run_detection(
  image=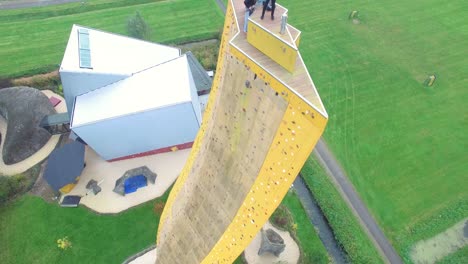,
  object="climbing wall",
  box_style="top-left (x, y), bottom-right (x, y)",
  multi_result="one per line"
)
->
top-left (156, 1), bottom-right (328, 263)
